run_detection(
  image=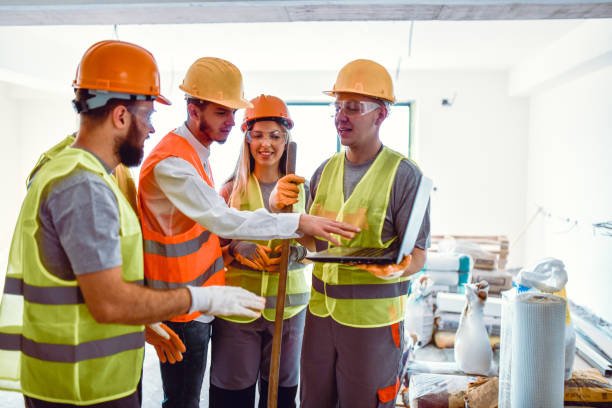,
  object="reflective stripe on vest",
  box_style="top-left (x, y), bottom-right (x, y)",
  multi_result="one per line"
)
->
top-left (146, 257), bottom-right (224, 289)
top-left (138, 131), bottom-right (225, 322)
top-left (0, 146), bottom-right (144, 404)
top-left (264, 292), bottom-right (310, 309)
top-left (0, 332), bottom-right (144, 362)
top-left (308, 147), bottom-right (412, 328)
top-left (220, 173), bottom-right (309, 323)
top-left (143, 230), bottom-right (214, 258)
top-left (4, 276), bottom-right (144, 305)
top-left (311, 275), bottom-right (410, 300)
